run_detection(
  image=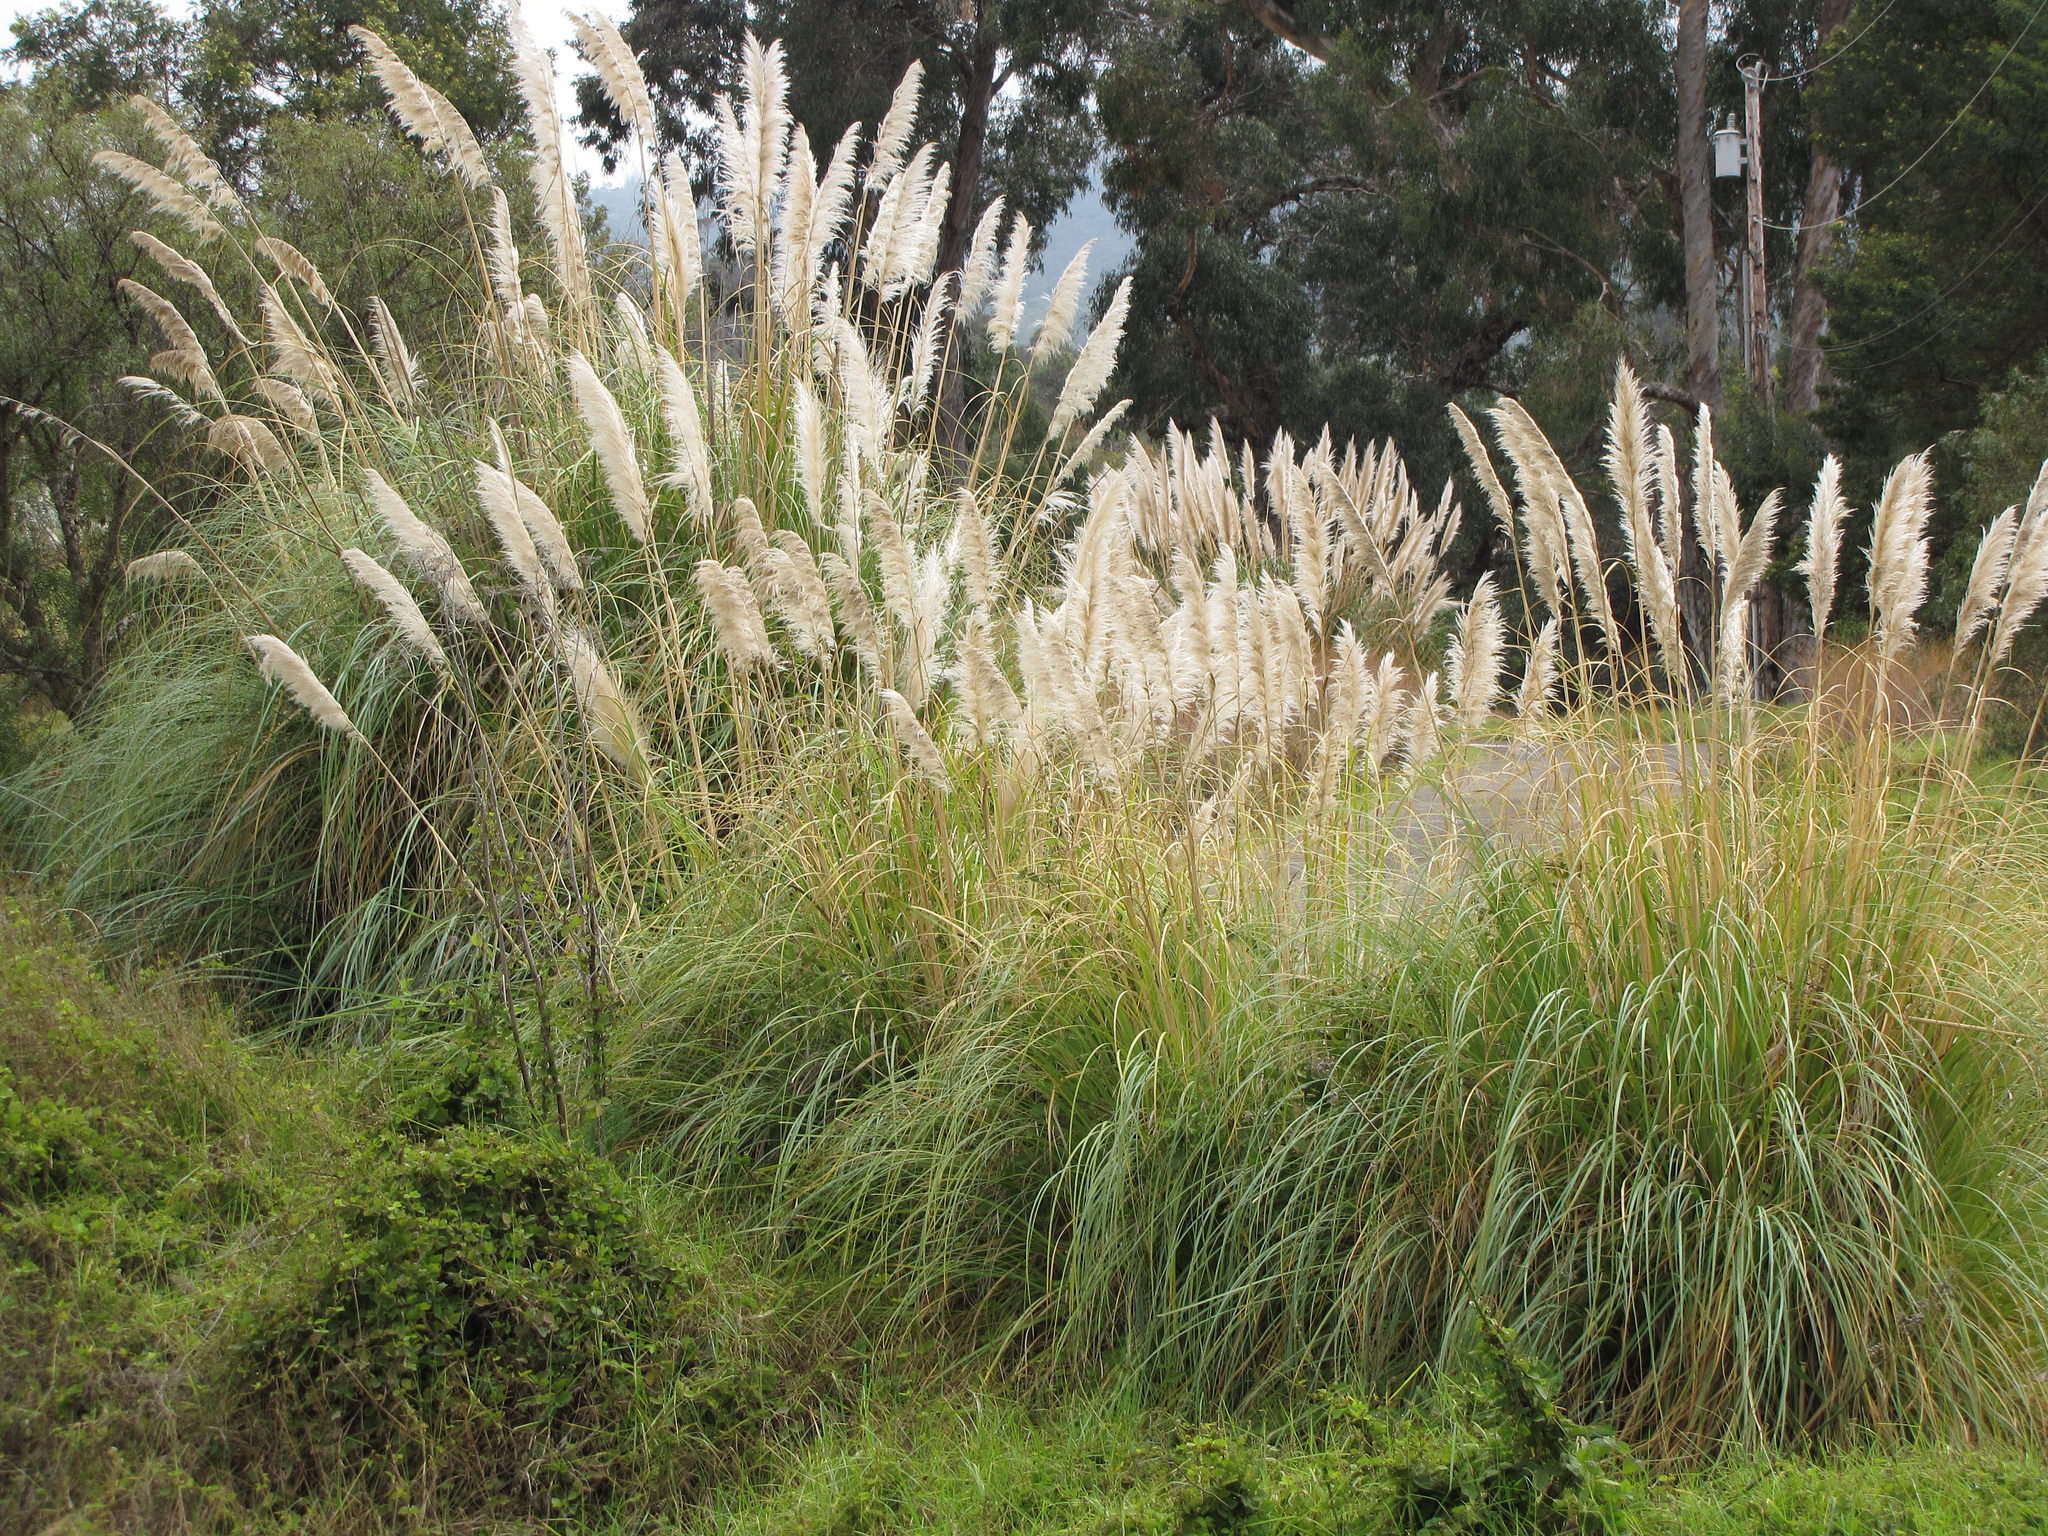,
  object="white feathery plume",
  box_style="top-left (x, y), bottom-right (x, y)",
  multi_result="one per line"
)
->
top-left (1029, 239), bottom-right (1095, 365)
top-left (245, 635), bottom-right (361, 739)
top-left (951, 491), bottom-right (997, 611)
top-left (1653, 425), bottom-right (1685, 576)
top-left (1989, 463), bottom-right (2048, 667)
top-left (949, 610), bottom-right (1021, 748)
top-left (869, 60), bottom-right (923, 187)
top-left (256, 236), bottom-right (335, 311)
top-left (1052, 400), bottom-right (1131, 488)
top-left (654, 351), bottom-right (714, 524)
top-left (1363, 651), bottom-right (1405, 772)
top-left (348, 25), bottom-right (439, 150)
top-left (1048, 276), bottom-right (1130, 438)
top-left (487, 188), bottom-right (524, 316)
top-left (1714, 491), bottom-right (1779, 703)
top-left (93, 150), bottom-right (224, 243)
top-left (366, 296), bottom-right (421, 409)
top-left (117, 279), bottom-right (219, 401)
top-left (878, 688), bottom-right (951, 789)
top-left (1606, 363), bottom-right (1681, 670)
top-left (1447, 574), bottom-right (1506, 731)
top-left (866, 494), bottom-right (921, 635)
top-left (572, 11), bottom-right (655, 143)
top-left (836, 437), bottom-right (862, 564)
top-left (349, 26), bottom-right (491, 189)
top-left (130, 96), bottom-right (238, 211)
top-left (128, 232), bottom-right (248, 347)
top-left (207, 414), bottom-right (287, 473)
top-left (1516, 618), bottom-right (1562, 728)
top-left (712, 95), bottom-right (753, 251)
top-left (493, 424), bottom-right (582, 592)
top-left (747, 34), bottom-right (793, 246)
top-left (730, 495), bottom-right (775, 594)
top-left (1866, 451), bottom-right (1936, 664)
top-left (1796, 455), bottom-right (1849, 643)
top-left (902, 275), bottom-right (955, 418)
top-left (766, 532), bottom-right (837, 657)
top-left (510, 7), bottom-right (588, 306)
top-left (568, 353), bottom-right (653, 543)
top-left (1403, 671), bottom-right (1443, 771)
top-left (476, 462), bottom-right (554, 612)
top-left (988, 215), bottom-right (1032, 352)
top-left (1692, 406), bottom-right (1723, 578)
top-left (821, 551), bottom-right (883, 679)
top-left (694, 558), bottom-right (776, 669)
top-left (414, 77), bottom-right (492, 189)
top-left (859, 141), bottom-right (931, 293)
top-left (612, 292), bottom-right (656, 383)
top-left (362, 468), bottom-right (486, 624)
top-left (958, 195), bottom-right (1007, 313)
top-left (1955, 507), bottom-right (2018, 652)
top-left (557, 627), bottom-right (650, 784)
top-left (342, 548), bottom-right (449, 671)
top-left (1448, 402), bottom-right (1516, 549)
top-left (120, 375), bottom-right (208, 431)
top-left (772, 123), bottom-right (817, 315)
top-left (902, 161), bottom-right (952, 288)
top-left (1487, 400), bottom-right (1569, 619)
top-left (794, 381), bottom-right (827, 528)
top-left (652, 152), bottom-right (703, 315)
top-left (126, 549), bottom-right (203, 583)
top-left (254, 378), bottom-right (319, 439)
top-left (259, 288), bottom-right (340, 402)
top-left (805, 125), bottom-right (862, 281)
top-left (1499, 397), bottom-right (1605, 651)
